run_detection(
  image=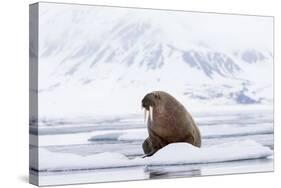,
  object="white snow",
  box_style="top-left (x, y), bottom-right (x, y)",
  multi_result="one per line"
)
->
top-left (201, 123), bottom-right (273, 138)
top-left (36, 150), bottom-right (135, 171)
top-left (118, 129), bottom-right (147, 141)
top-left (33, 140), bottom-right (272, 171)
top-left (148, 140), bottom-right (272, 165)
